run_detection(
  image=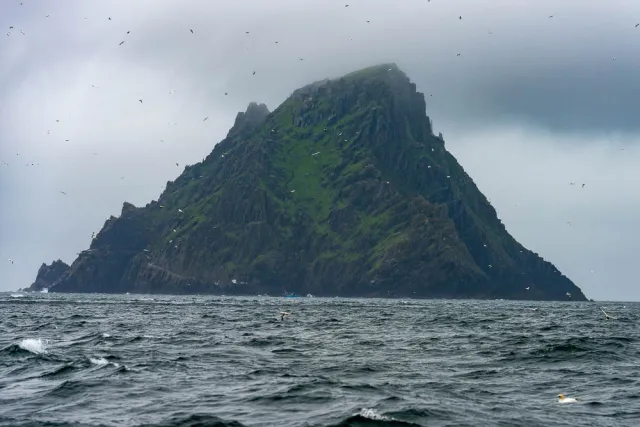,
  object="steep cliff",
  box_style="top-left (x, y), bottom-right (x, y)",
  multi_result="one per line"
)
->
top-left (29, 64), bottom-right (587, 300)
